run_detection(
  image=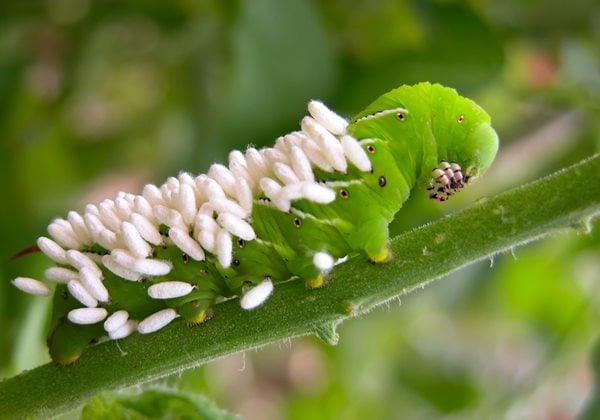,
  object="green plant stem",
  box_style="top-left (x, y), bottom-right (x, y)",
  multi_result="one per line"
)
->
top-left (1, 155), bottom-right (599, 418)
